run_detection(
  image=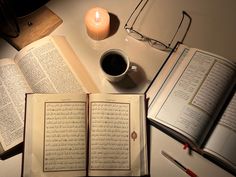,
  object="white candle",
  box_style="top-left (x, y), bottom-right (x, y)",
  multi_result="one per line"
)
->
top-left (85, 7), bottom-right (110, 40)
